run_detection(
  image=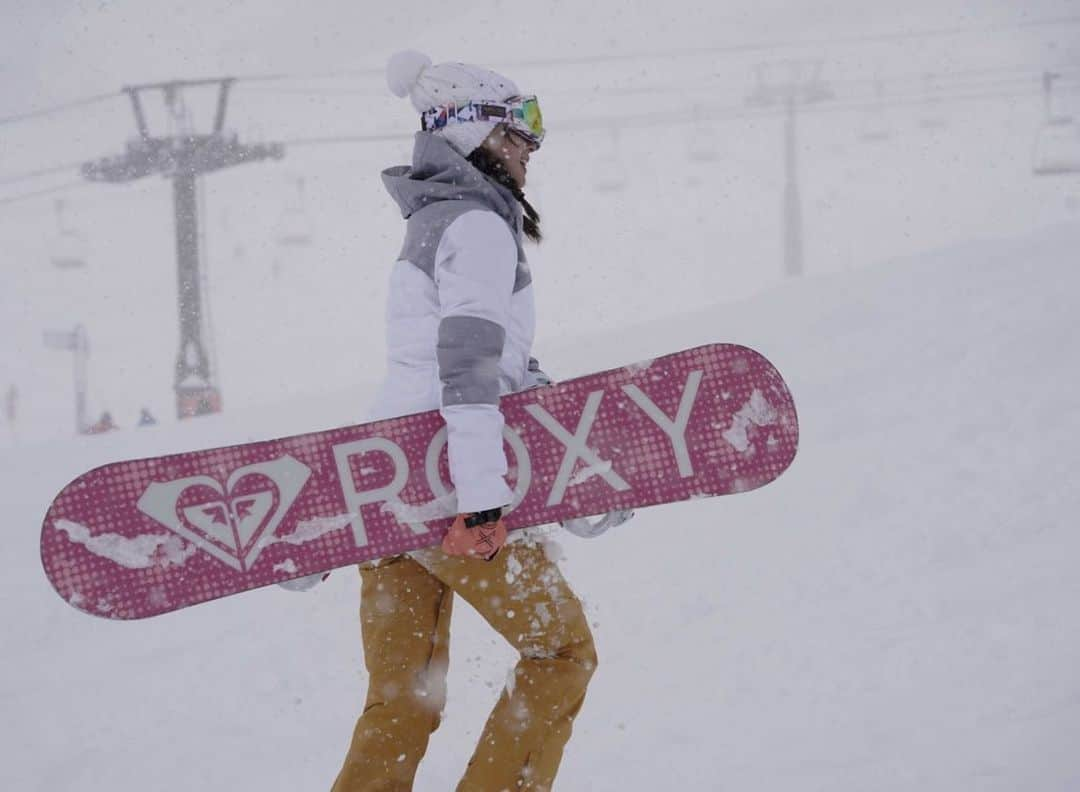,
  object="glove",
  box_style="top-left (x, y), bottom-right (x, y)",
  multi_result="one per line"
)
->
top-left (442, 507), bottom-right (508, 561)
top-left (561, 509), bottom-right (634, 539)
top-left (276, 571), bottom-right (331, 592)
